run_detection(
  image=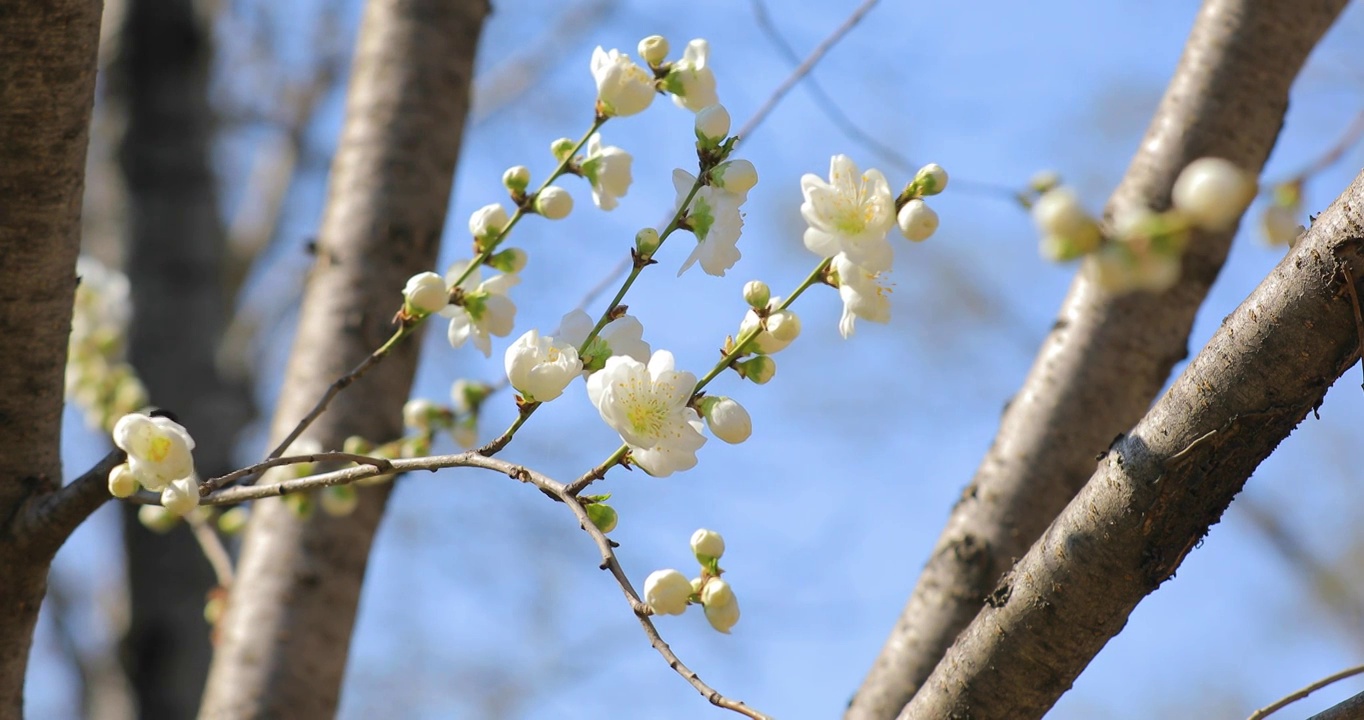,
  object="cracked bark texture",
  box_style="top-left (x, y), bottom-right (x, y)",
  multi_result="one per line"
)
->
top-left (197, 1), bottom-right (488, 717)
top-left (902, 168), bottom-right (1364, 718)
top-left (846, 1), bottom-right (1347, 717)
top-left (112, 0), bottom-right (253, 717)
top-left (0, 0), bottom-right (104, 714)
